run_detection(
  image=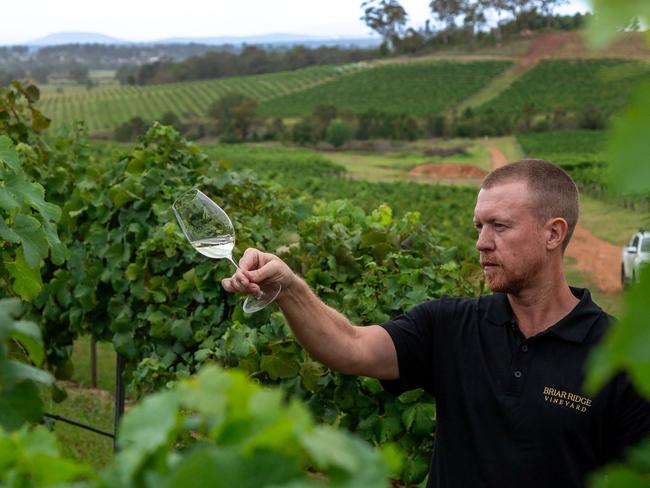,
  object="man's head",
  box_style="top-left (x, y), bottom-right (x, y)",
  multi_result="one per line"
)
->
top-left (474, 159), bottom-right (579, 293)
